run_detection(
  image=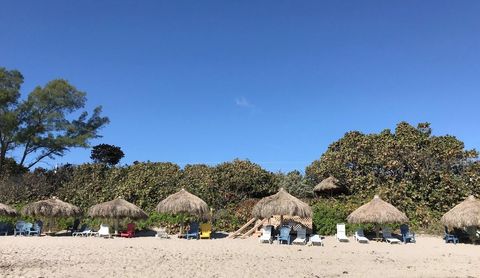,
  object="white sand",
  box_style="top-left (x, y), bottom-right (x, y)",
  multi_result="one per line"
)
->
top-left (0, 235), bottom-right (479, 277)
